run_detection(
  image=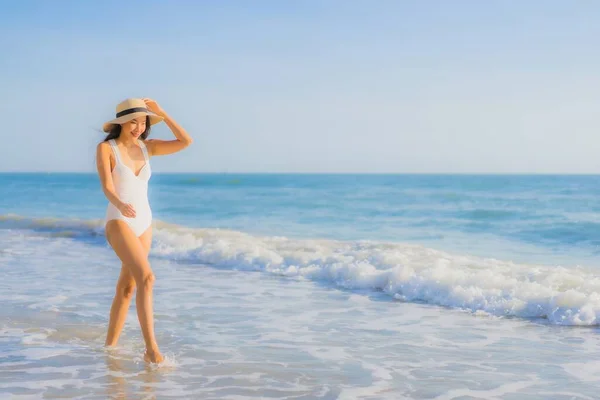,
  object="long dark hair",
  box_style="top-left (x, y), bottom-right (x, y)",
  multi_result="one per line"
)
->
top-left (102, 116), bottom-right (152, 142)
